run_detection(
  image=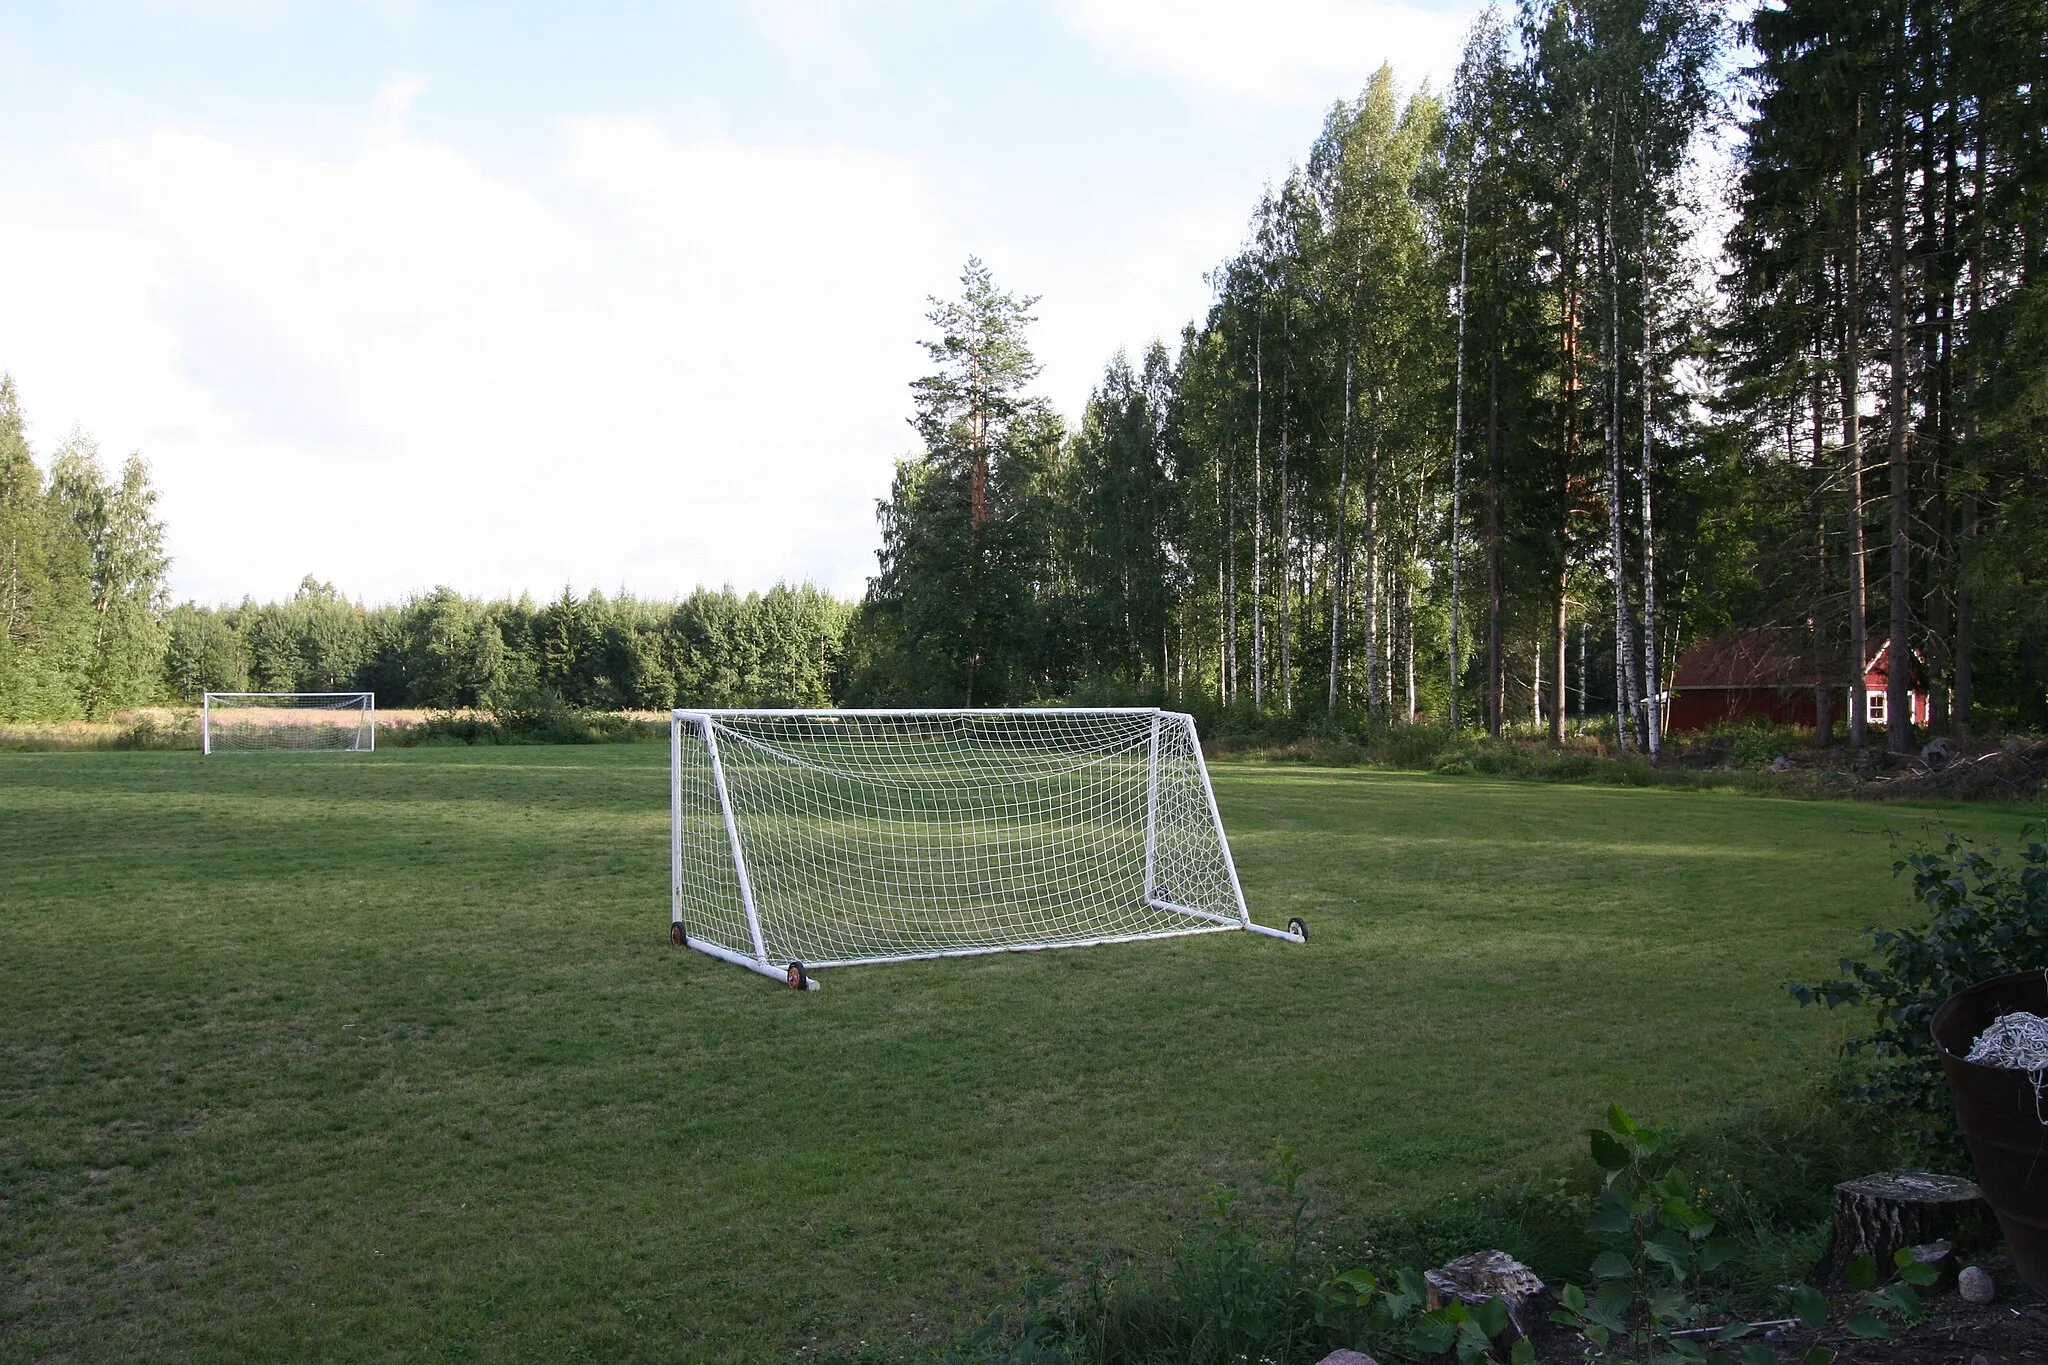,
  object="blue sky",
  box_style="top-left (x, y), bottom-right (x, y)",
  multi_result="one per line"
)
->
top-left (0, 1), bottom-right (1481, 604)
